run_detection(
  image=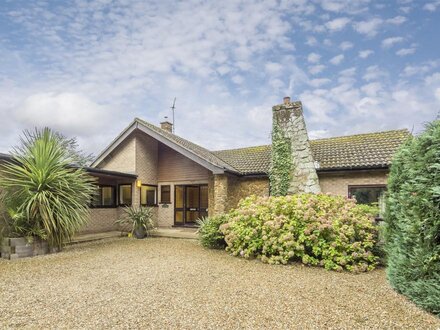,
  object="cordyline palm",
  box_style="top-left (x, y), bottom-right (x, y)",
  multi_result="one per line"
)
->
top-left (0, 128), bottom-right (96, 250)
